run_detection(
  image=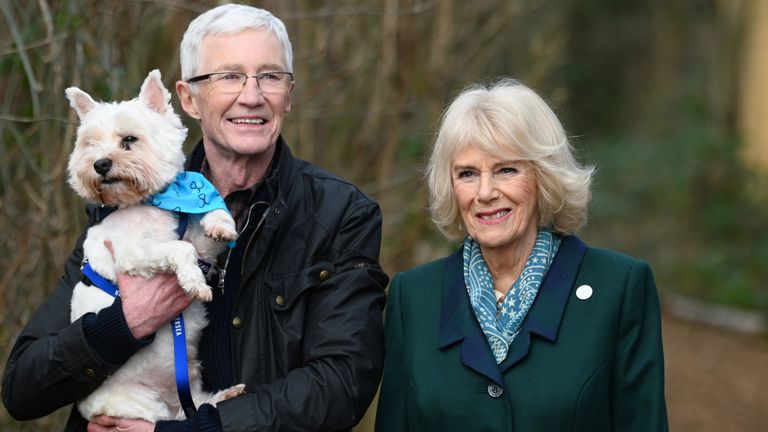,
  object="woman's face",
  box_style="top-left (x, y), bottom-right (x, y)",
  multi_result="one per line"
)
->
top-left (452, 146), bottom-right (539, 253)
